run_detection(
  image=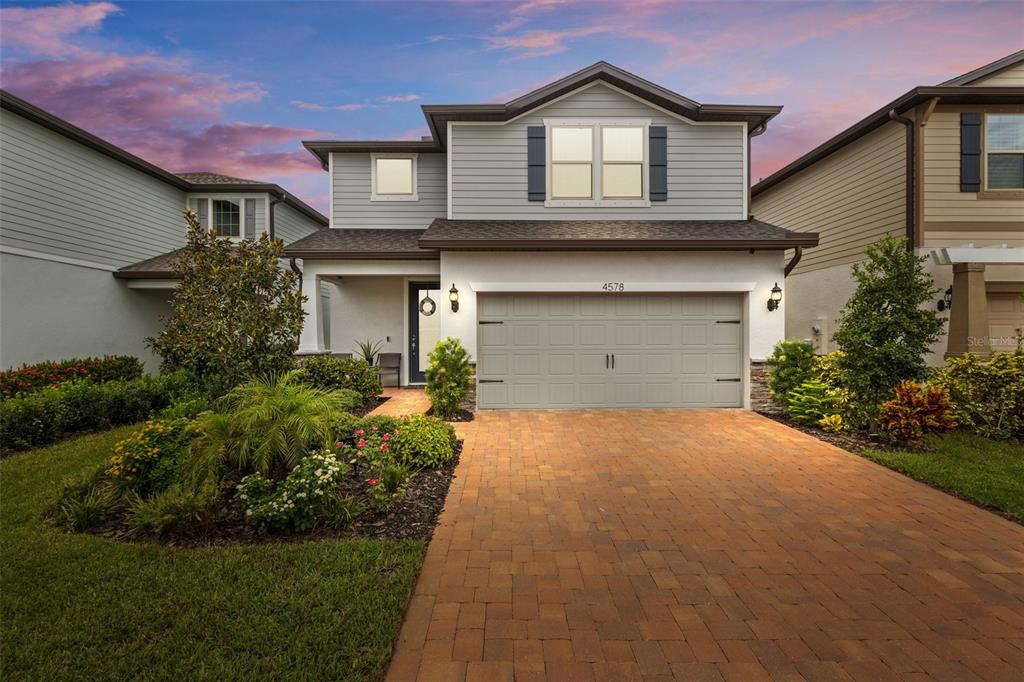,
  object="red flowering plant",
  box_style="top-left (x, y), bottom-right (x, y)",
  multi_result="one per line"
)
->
top-left (333, 423), bottom-right (398, 475)
top-left (879, 380), bottom-right (957, 444)
top-left (0, 356), bottom-right (143, 399)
